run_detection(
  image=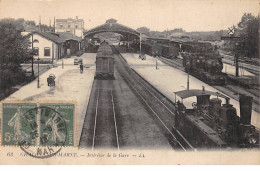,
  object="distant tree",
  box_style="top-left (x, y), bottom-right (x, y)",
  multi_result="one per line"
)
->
top-left (0, 18), bottom-right (31, 90)
top-left (25, 20), bottom-right (36, 26)
top-left (168, 28), bottom-right (185, 33)
top-left (16, 18), bottom-right (25, 25)
top-left (238, 13), bottom-right (256, 29)
top-left (137, 27), bottom-right (150, 35)
top-left (39, 24), bottom-right (54, 32)
top-left (237, 13), bottom-right (259, 58)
